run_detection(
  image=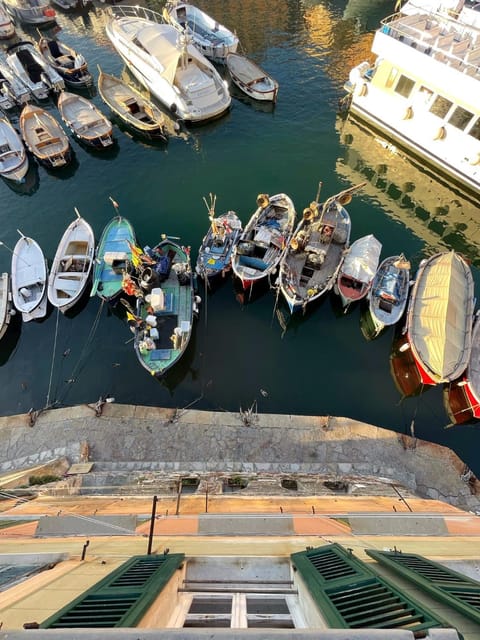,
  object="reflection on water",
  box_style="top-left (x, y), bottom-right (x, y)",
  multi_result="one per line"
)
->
top-left (335, 114), bottom-right (480, 266)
